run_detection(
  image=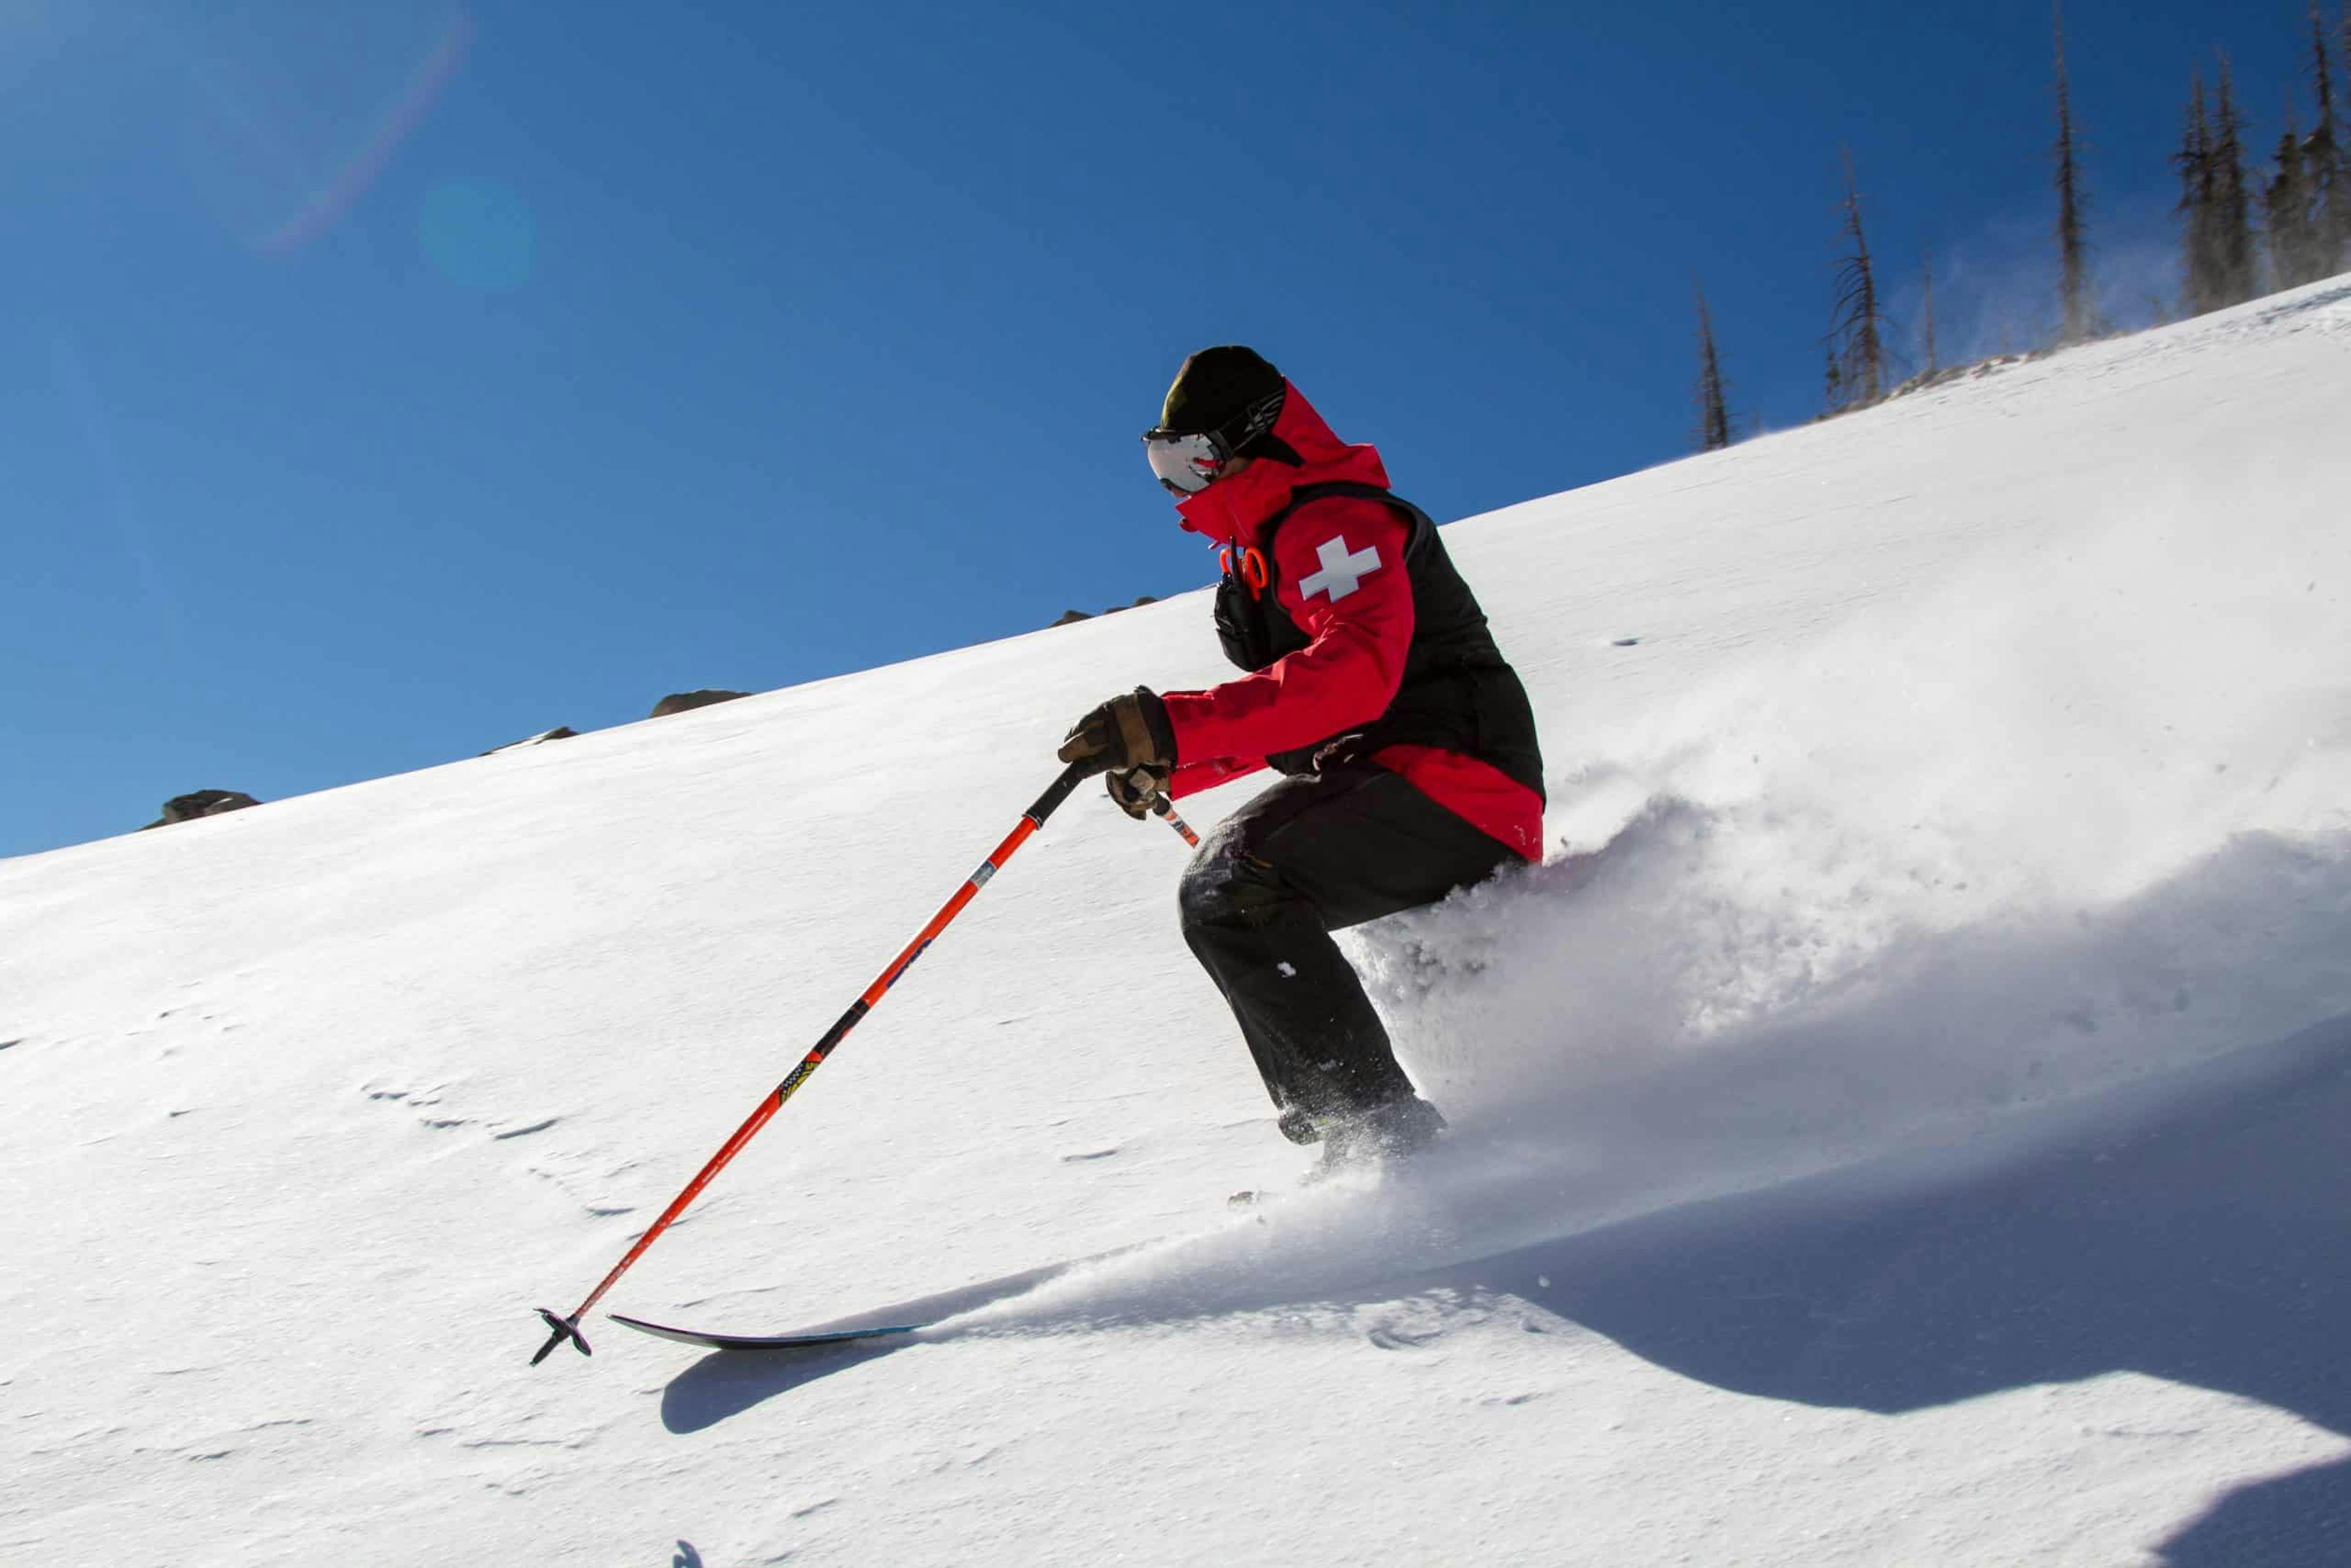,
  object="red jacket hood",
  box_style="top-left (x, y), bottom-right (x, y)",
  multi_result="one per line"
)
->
top-left (1172, 380), bottom-right (1391, 547)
